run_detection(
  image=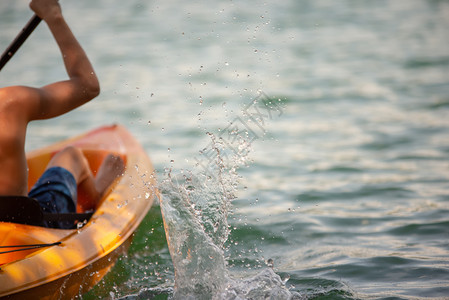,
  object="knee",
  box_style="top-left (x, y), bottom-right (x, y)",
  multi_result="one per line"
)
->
top-left (48, 146), bottom-right (89, 178)
top-left (57, 146), bottom-right (85, 163)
